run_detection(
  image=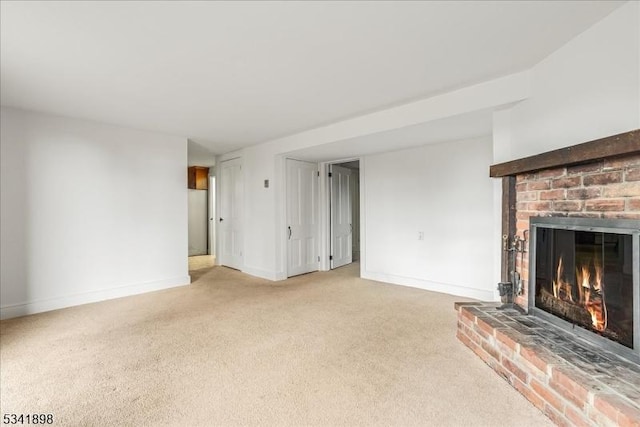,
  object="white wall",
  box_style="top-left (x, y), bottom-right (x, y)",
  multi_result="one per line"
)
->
top-left (361, 137), bottom-right (496, 300)
top-left (0, 107), bottom-right (190, 319)
top-left (502, 1), bottom-right (640, 160)
top-left (216, 2), bottom-right (639, 301)
top-left (242, 146), bottom-right (280, 279)
top-left (219, 72), bottom-right (530, 281)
